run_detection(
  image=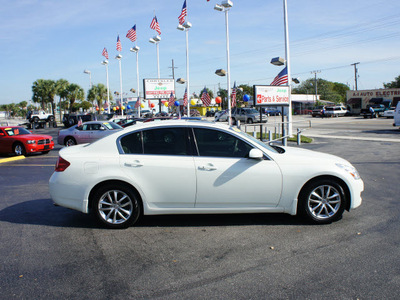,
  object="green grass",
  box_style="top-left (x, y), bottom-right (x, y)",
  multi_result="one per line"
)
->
top-left (246, 132), bottom-right (313, 143)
